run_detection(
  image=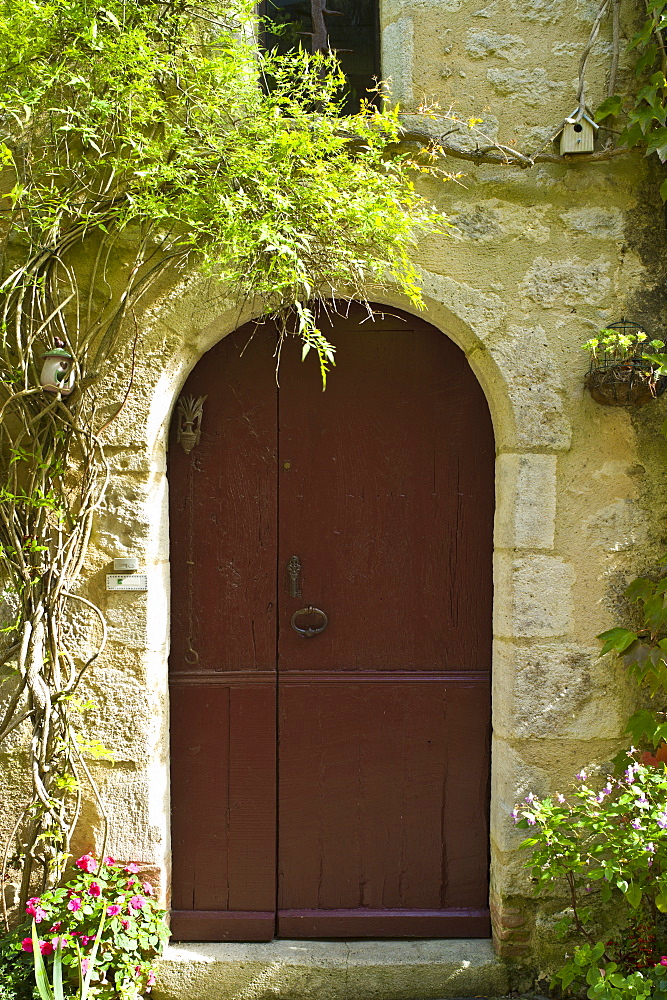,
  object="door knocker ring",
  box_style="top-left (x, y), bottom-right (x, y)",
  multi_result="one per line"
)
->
top-left (291, 605), bottom-right (329, 638)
